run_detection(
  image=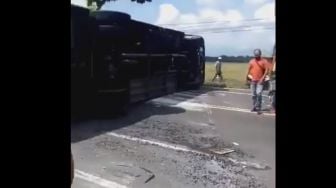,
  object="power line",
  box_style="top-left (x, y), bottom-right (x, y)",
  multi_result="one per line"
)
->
top-left (176, 24), bottom-right (275, 34)
top-left (161, 20), bottom-right (275, 34)
top-left (159, 18), bottom-right (267, 26)
top-left (158, 17), bottom-right (230, 26)
top-left (188, 27), bottom-right (275, 35)
top-left (199, 27), bottom-right (275, 34)
top-left (158, 18), bottom-right (270, 26)
top-left (173, 22), bottom-right (273, 30)
top-left (177, 23), bottom-right (275, 32)
top-left (157, 16), bottom-right (275, 35)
